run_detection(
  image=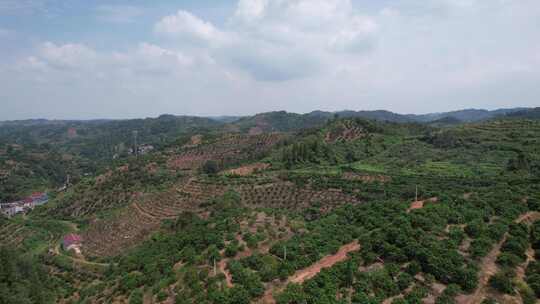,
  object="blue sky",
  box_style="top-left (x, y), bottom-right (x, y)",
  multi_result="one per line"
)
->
top-left (0, 1), bottom-right (232, 52)
top-left (1, 0), bottom-right (539, 120)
